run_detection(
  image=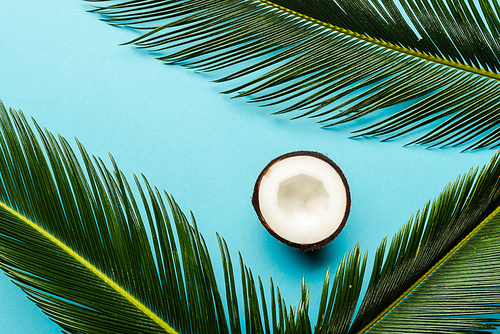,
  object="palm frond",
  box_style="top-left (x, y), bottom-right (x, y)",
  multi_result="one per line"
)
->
top-left (87, 0), bottom-right (500, 150)
top-left (0, 101), bottom-right (246, 333)
top-left (0, 100), bottom-right (230, 333)
top-left (346, 151), bottom-right (500, 333)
